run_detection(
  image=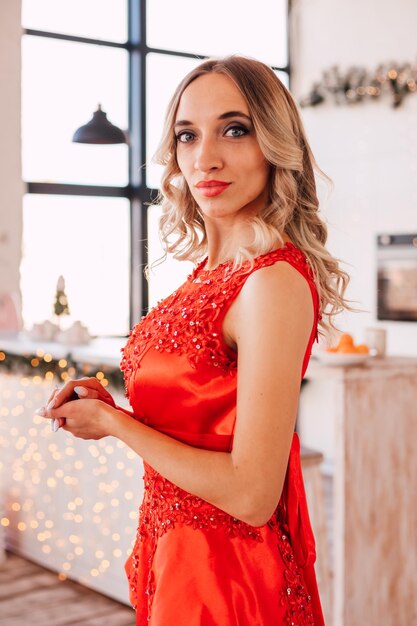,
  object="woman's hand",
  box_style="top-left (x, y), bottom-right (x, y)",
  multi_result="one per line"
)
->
top-left (41, 377), bottom-right (116, 431)
top-left (46, 377), bottom-right (116, 408)
top-left (37, 398), bottom-right (115, 441)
